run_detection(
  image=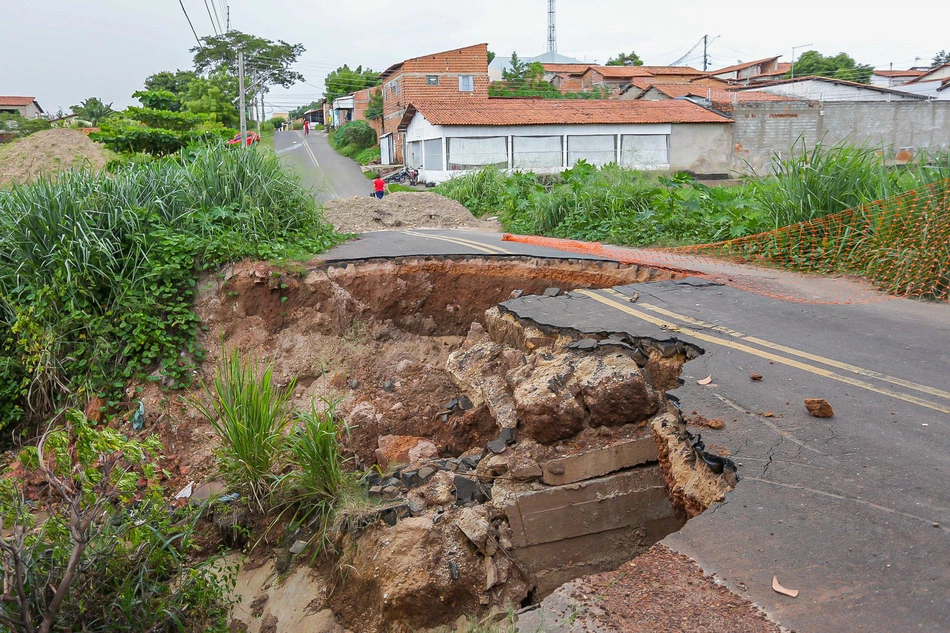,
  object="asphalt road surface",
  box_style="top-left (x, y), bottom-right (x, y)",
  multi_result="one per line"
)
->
top-left (323, 229), bottom-right (950, 633)
top-left (273, 129), bottom-right (369, 202)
